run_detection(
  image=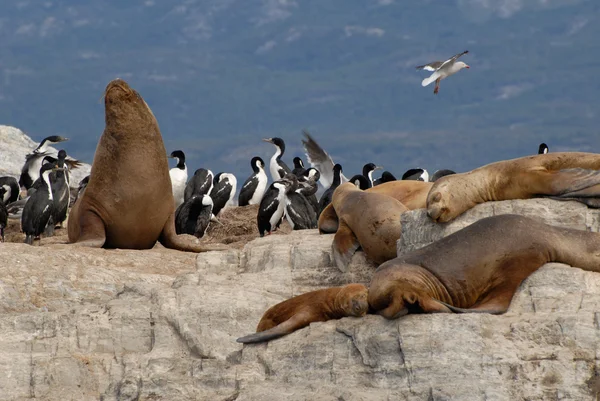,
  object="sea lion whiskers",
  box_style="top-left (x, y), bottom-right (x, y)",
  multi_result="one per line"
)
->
top-left (333, 284), bottom-right (369, 317)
